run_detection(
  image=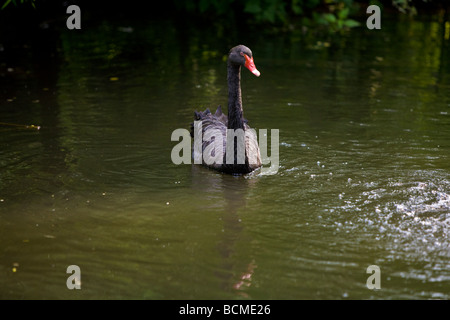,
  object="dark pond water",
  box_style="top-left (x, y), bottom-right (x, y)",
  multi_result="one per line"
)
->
top-left (0, 14), bottom-right (449, 299)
